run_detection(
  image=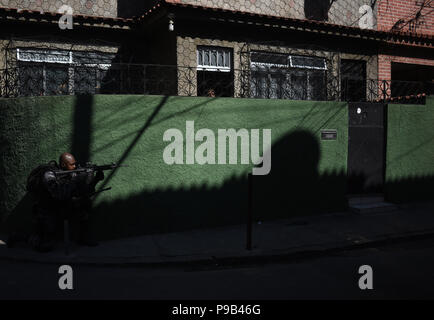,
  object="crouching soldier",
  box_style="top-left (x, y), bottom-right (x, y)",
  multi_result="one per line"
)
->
top-left (7, 152), bottom-right (104, 252)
